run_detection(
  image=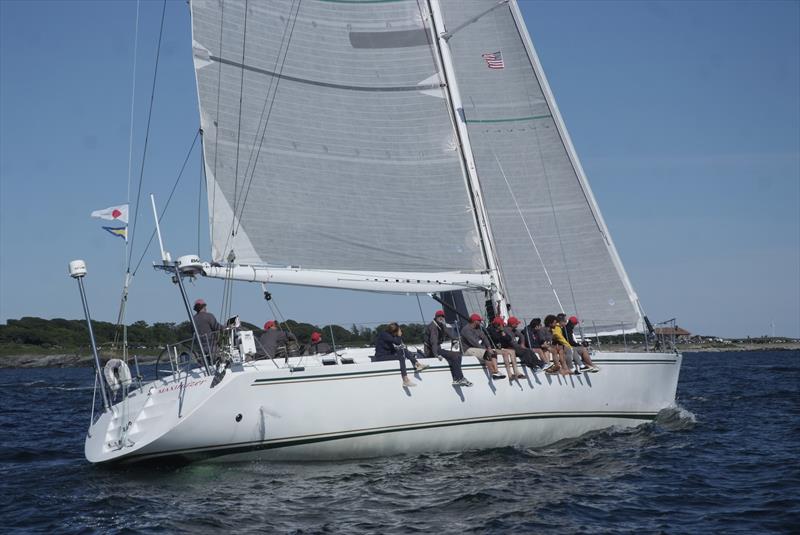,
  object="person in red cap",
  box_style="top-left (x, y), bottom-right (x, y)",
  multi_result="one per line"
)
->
top-left (192, 298), bottom-right (222, 357)
top-left (563, 315), bottom-right (599, 372)
top-left (423, 309), bottom-right (472, 387)
top-left (487, 317), bottom-right (524, 380)
top-left (256, 320), bottom-right (297, 360)
top-left (459, 313), bottom-right (505, 379)
top-left (522, 318), bottom-right (555, 372)
top-left (504, 316), bottom-right (546, 373)
top-left (304, 331), bottom-right (332, 356)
